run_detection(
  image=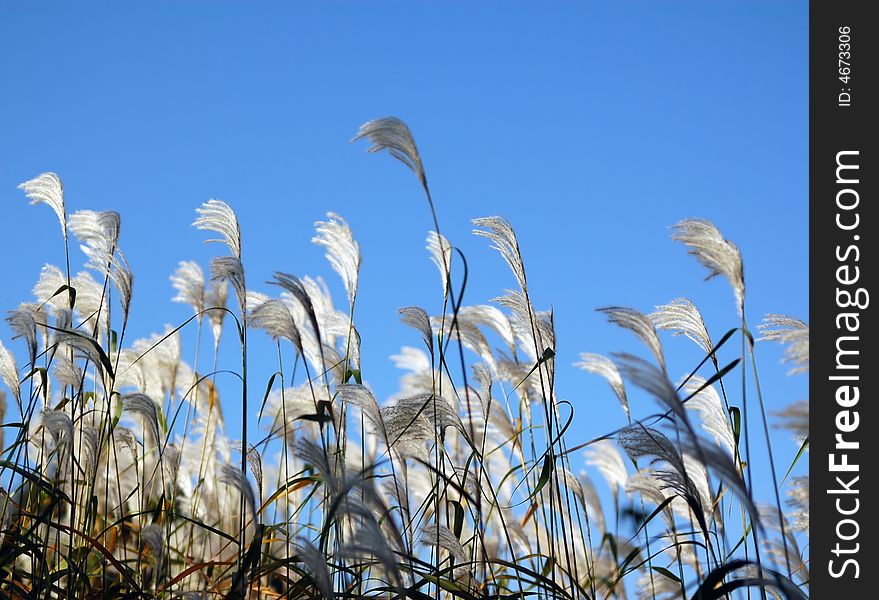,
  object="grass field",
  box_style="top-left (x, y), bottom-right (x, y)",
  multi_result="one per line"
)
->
top-left (0, 118), bottom-right (808, 598)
